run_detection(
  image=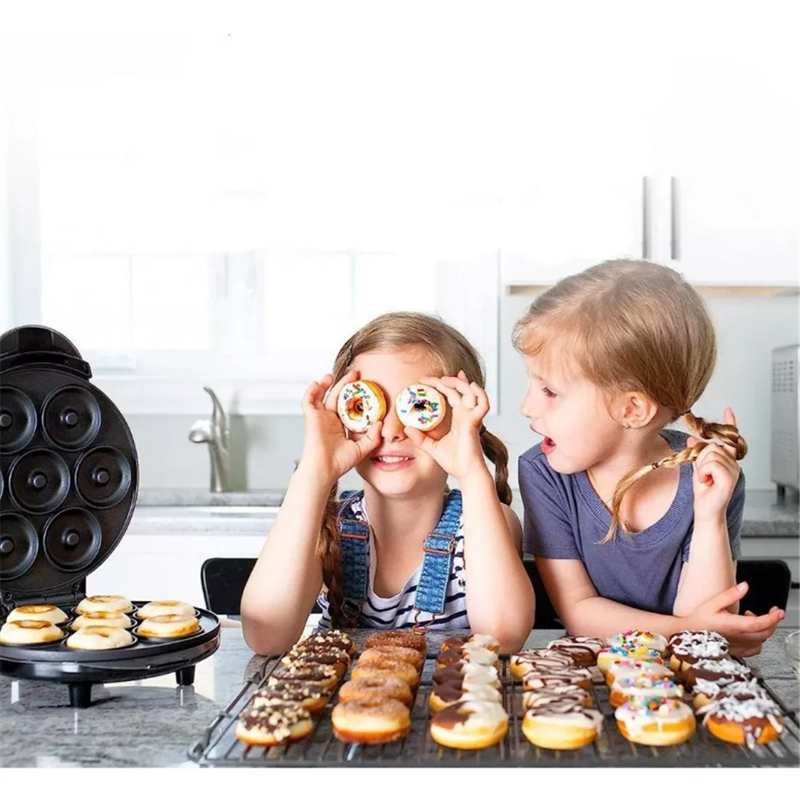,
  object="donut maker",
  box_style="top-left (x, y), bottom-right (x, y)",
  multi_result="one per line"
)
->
top-left (0, 325), bottom-right (220, 707)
